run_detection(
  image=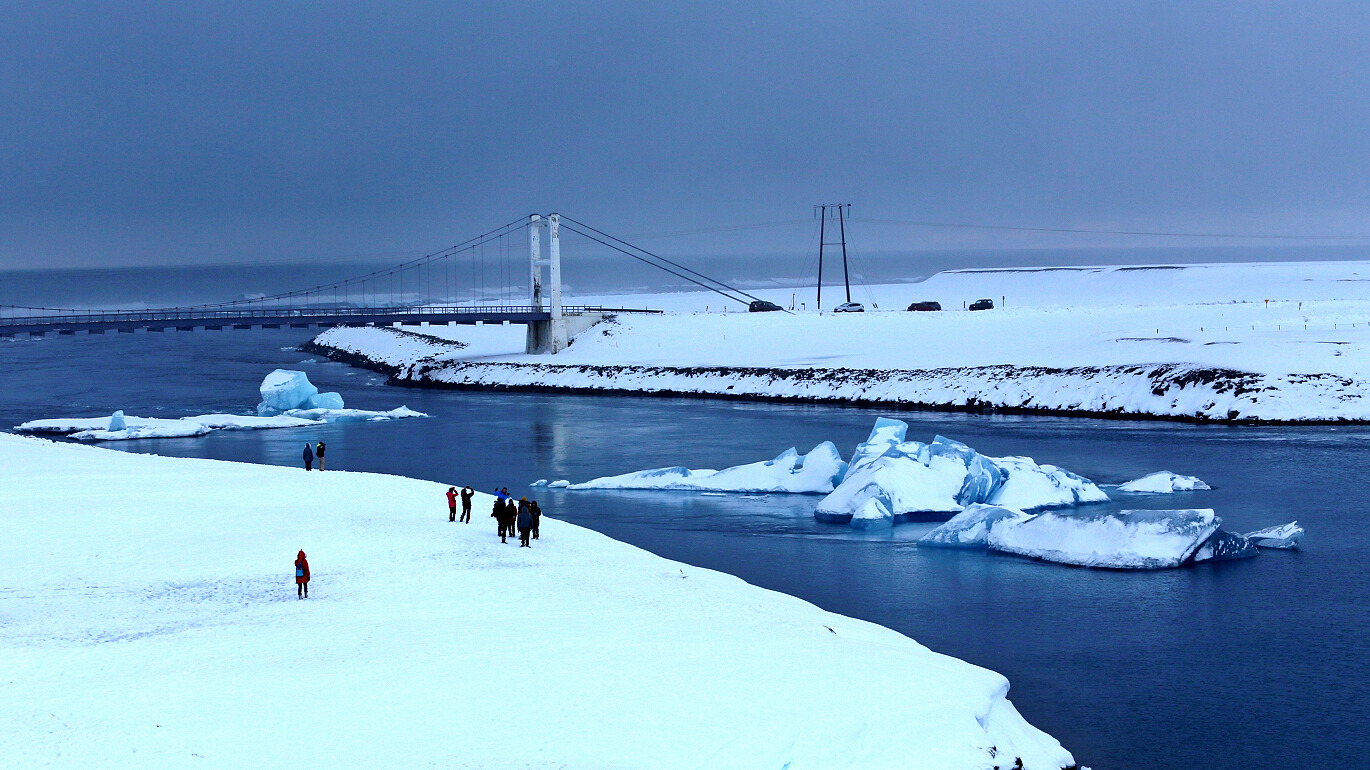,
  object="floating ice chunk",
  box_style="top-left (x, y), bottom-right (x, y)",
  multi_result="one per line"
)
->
top-left (530, 479), bottom-right (549, 487)
top-left (1192, 529), bottom-right (1259, 562)
top-left (816, 450), bottom-right (968, 523)
top-left (988, 456), bottom-right (1109, 511)
top-left (929, 435), bottom-right (1005, 505)
top-left (108, 410), bottom-right (126, 431)
top-left (842, 417), bottom-right (908, 481)
top-left (279, 406), bottom-right (428, 423)
top-left (305, 391), bottom-right (345, 410)
top-left (258, 369), bottom-right (330, 414)
top-left (1244, 521), bottom-right (1304, 549)
top-left (1117, 471), bottom-right (1211, 493)
top-left (919, 504), bottom-right (1033, 548)
top-left (850, 498), bottom-right (893, 529)
top-left (71, 418), bottom-right (214, 441)
top-left (988, 509), bottom-right (1221, 569)
top-left (547, 480), bottom-right (571, 488)
top-left (187, 414), bottom-right (319, 430)
top-left (568, 442), bottom-right (847, 494)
